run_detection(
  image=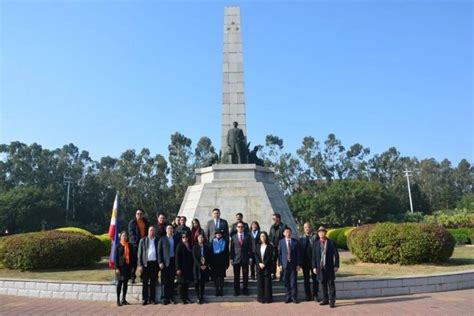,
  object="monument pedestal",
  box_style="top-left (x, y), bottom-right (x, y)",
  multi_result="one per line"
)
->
top-left (178, 164), bottom-right (298, 234)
